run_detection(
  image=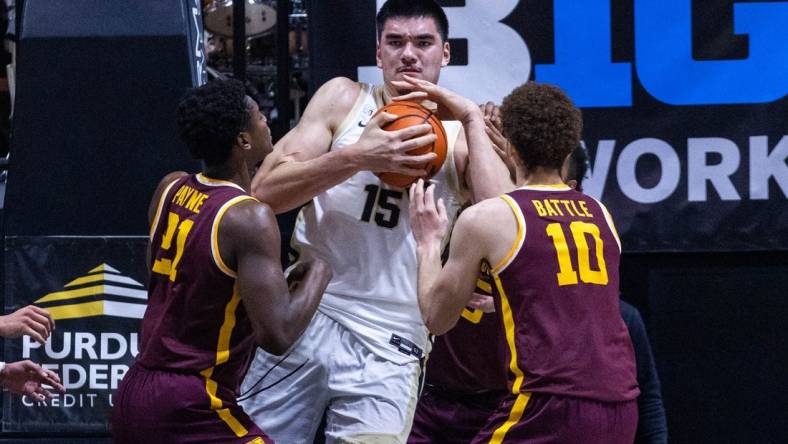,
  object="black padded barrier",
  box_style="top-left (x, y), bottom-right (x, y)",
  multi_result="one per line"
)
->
top-left (5, 0), bottom-right (202, 236)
